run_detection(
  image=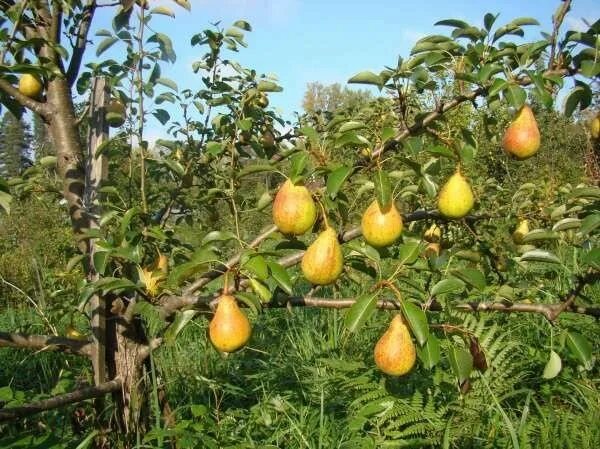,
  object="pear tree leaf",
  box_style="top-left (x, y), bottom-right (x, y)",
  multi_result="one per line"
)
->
top-left (344, 291), bottom-right (379, 333)
top-left (417, 334), bottom-right (441, 369)
top-left (448, 346), bottom-right (473, 384)
top-left (400, 301), bottom-right (428, 346)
